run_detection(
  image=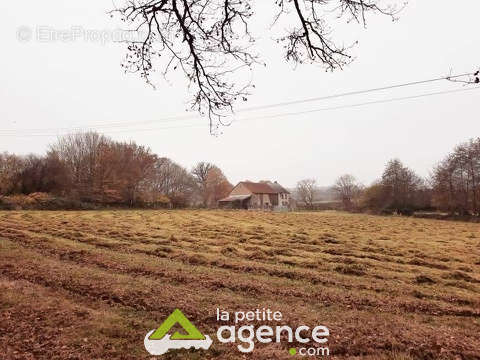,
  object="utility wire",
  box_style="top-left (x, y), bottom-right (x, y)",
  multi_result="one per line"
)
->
top-left (234, 72), bottom-right (476, 113)
top-left (0, 72), bottom-right (475, 135)
top-left (2, 86), bottom-right (478, 137)
top-left (232, 86), bottom-right (480, 122)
